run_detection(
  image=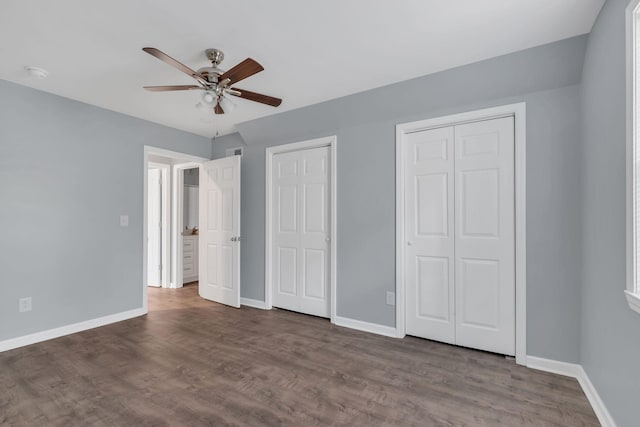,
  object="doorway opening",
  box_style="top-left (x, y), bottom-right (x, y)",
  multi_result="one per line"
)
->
top-left (142, 146), bottom-right (208, 312)
top-left (182, 167), bottom-right (200, 286)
